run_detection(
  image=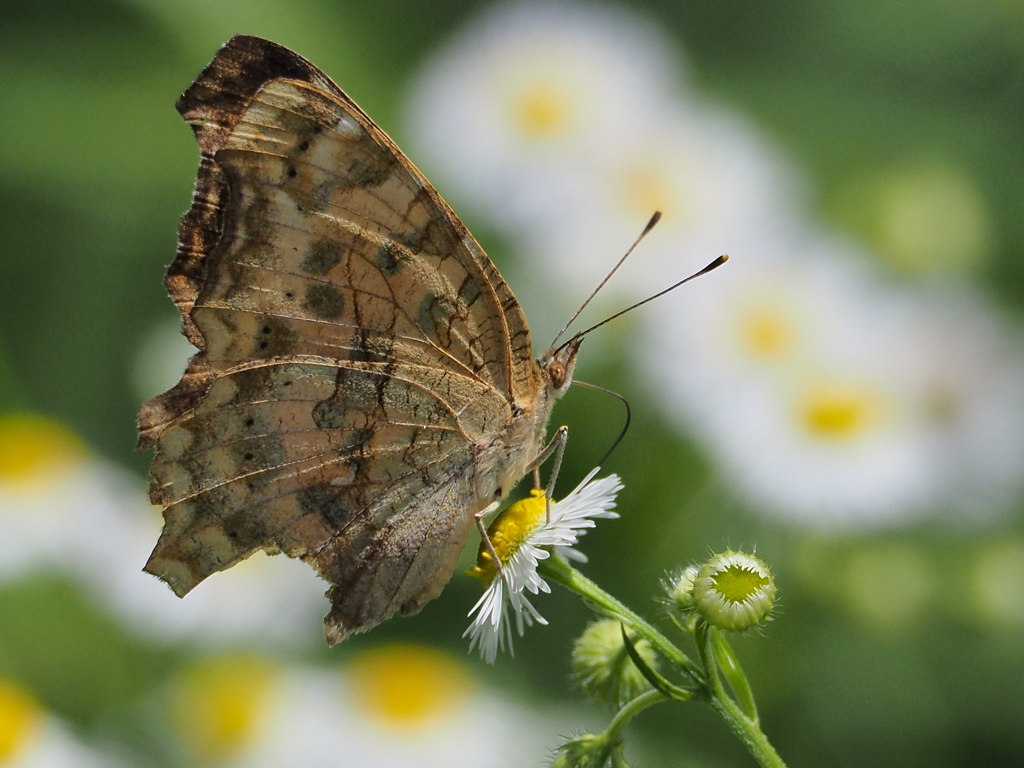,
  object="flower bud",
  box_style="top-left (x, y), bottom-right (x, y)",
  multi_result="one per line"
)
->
top-left (571, 619), bottom-right (656, 705)
top-left (693, 551), bottom-right (776, 631)
top-left (665, 565), bottom-right (700, 612)
top-left (551, 732), bottom-right (611, 768)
